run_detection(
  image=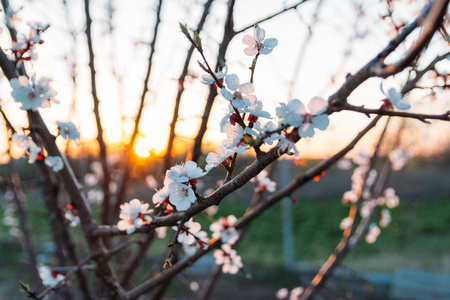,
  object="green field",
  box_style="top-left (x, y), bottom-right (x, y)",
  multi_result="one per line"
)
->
top-left (1, 158), bottom-right (449, 298)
